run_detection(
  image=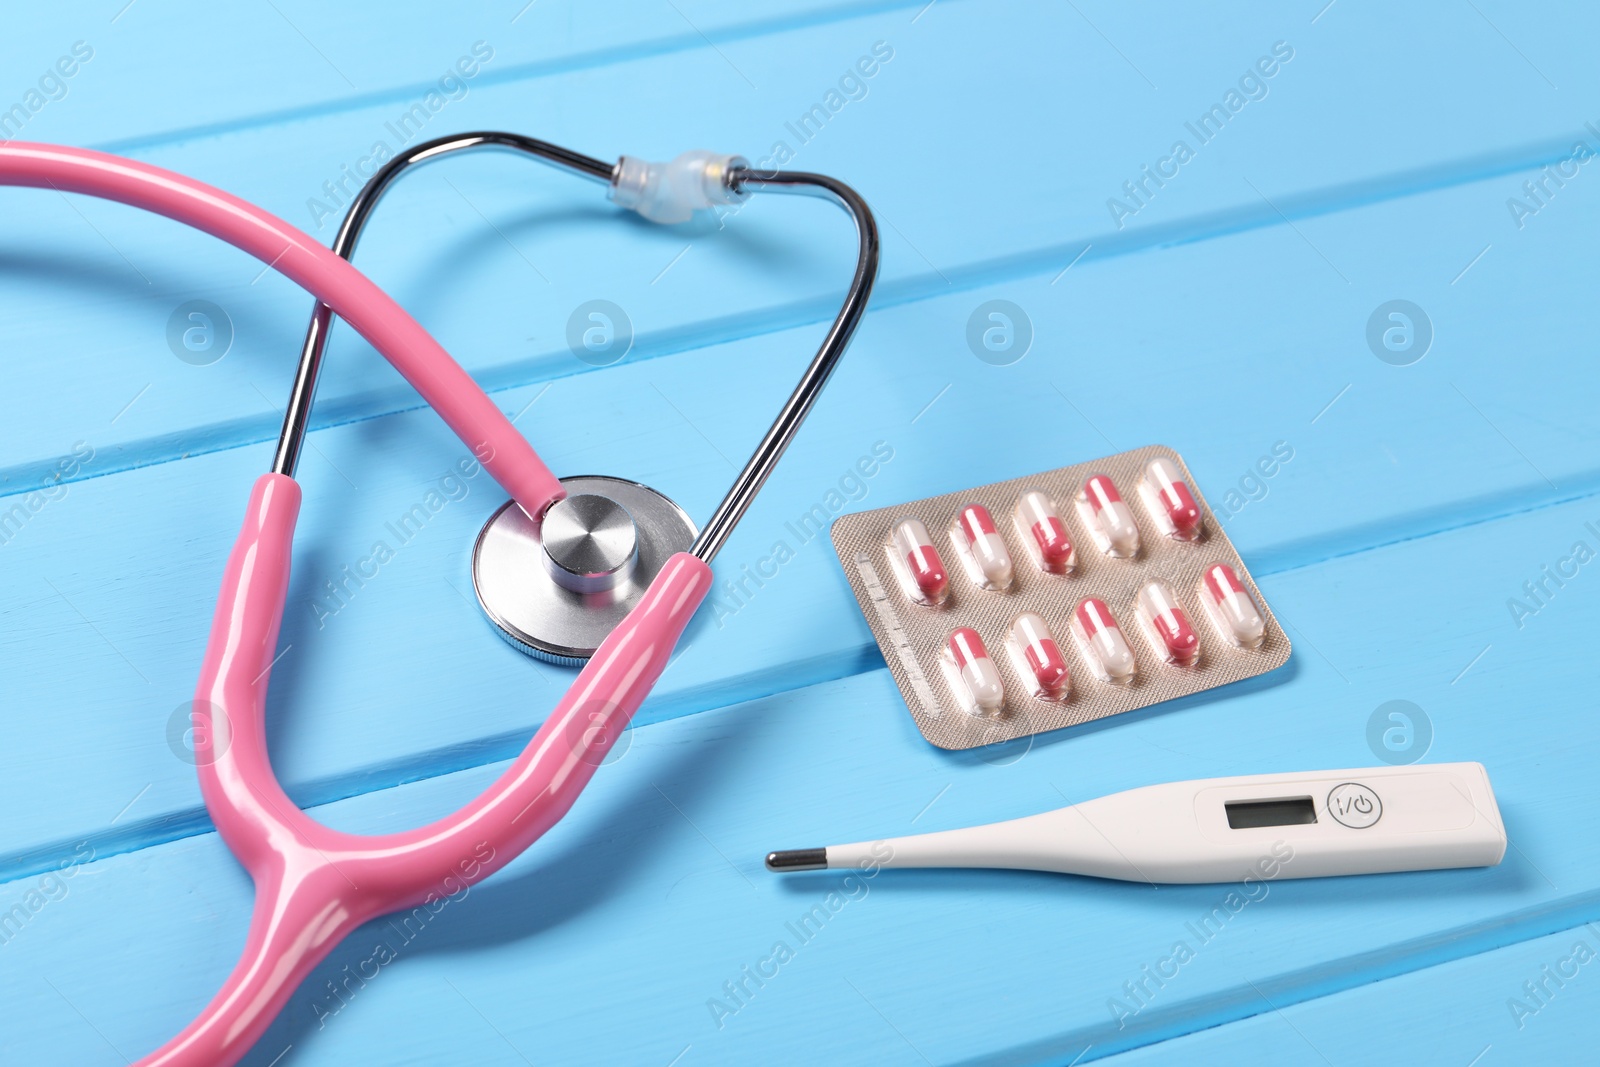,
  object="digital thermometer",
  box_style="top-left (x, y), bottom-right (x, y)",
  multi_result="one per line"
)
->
top-left (766, 763), bottom-right (1506, 883)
